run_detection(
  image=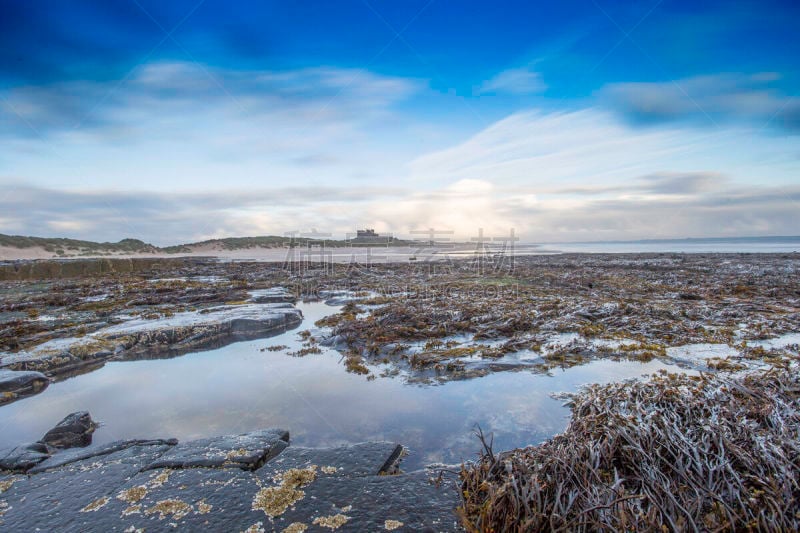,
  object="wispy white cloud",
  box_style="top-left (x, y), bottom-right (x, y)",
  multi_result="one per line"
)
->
top-left (408, 108), bottom-right (799, 189)
top-left (0, 61), bottom-right (430, 192)
top-left (1, 62), bottom-right (422, 136)
top-left (476, 66), bottom-right (547, 95)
